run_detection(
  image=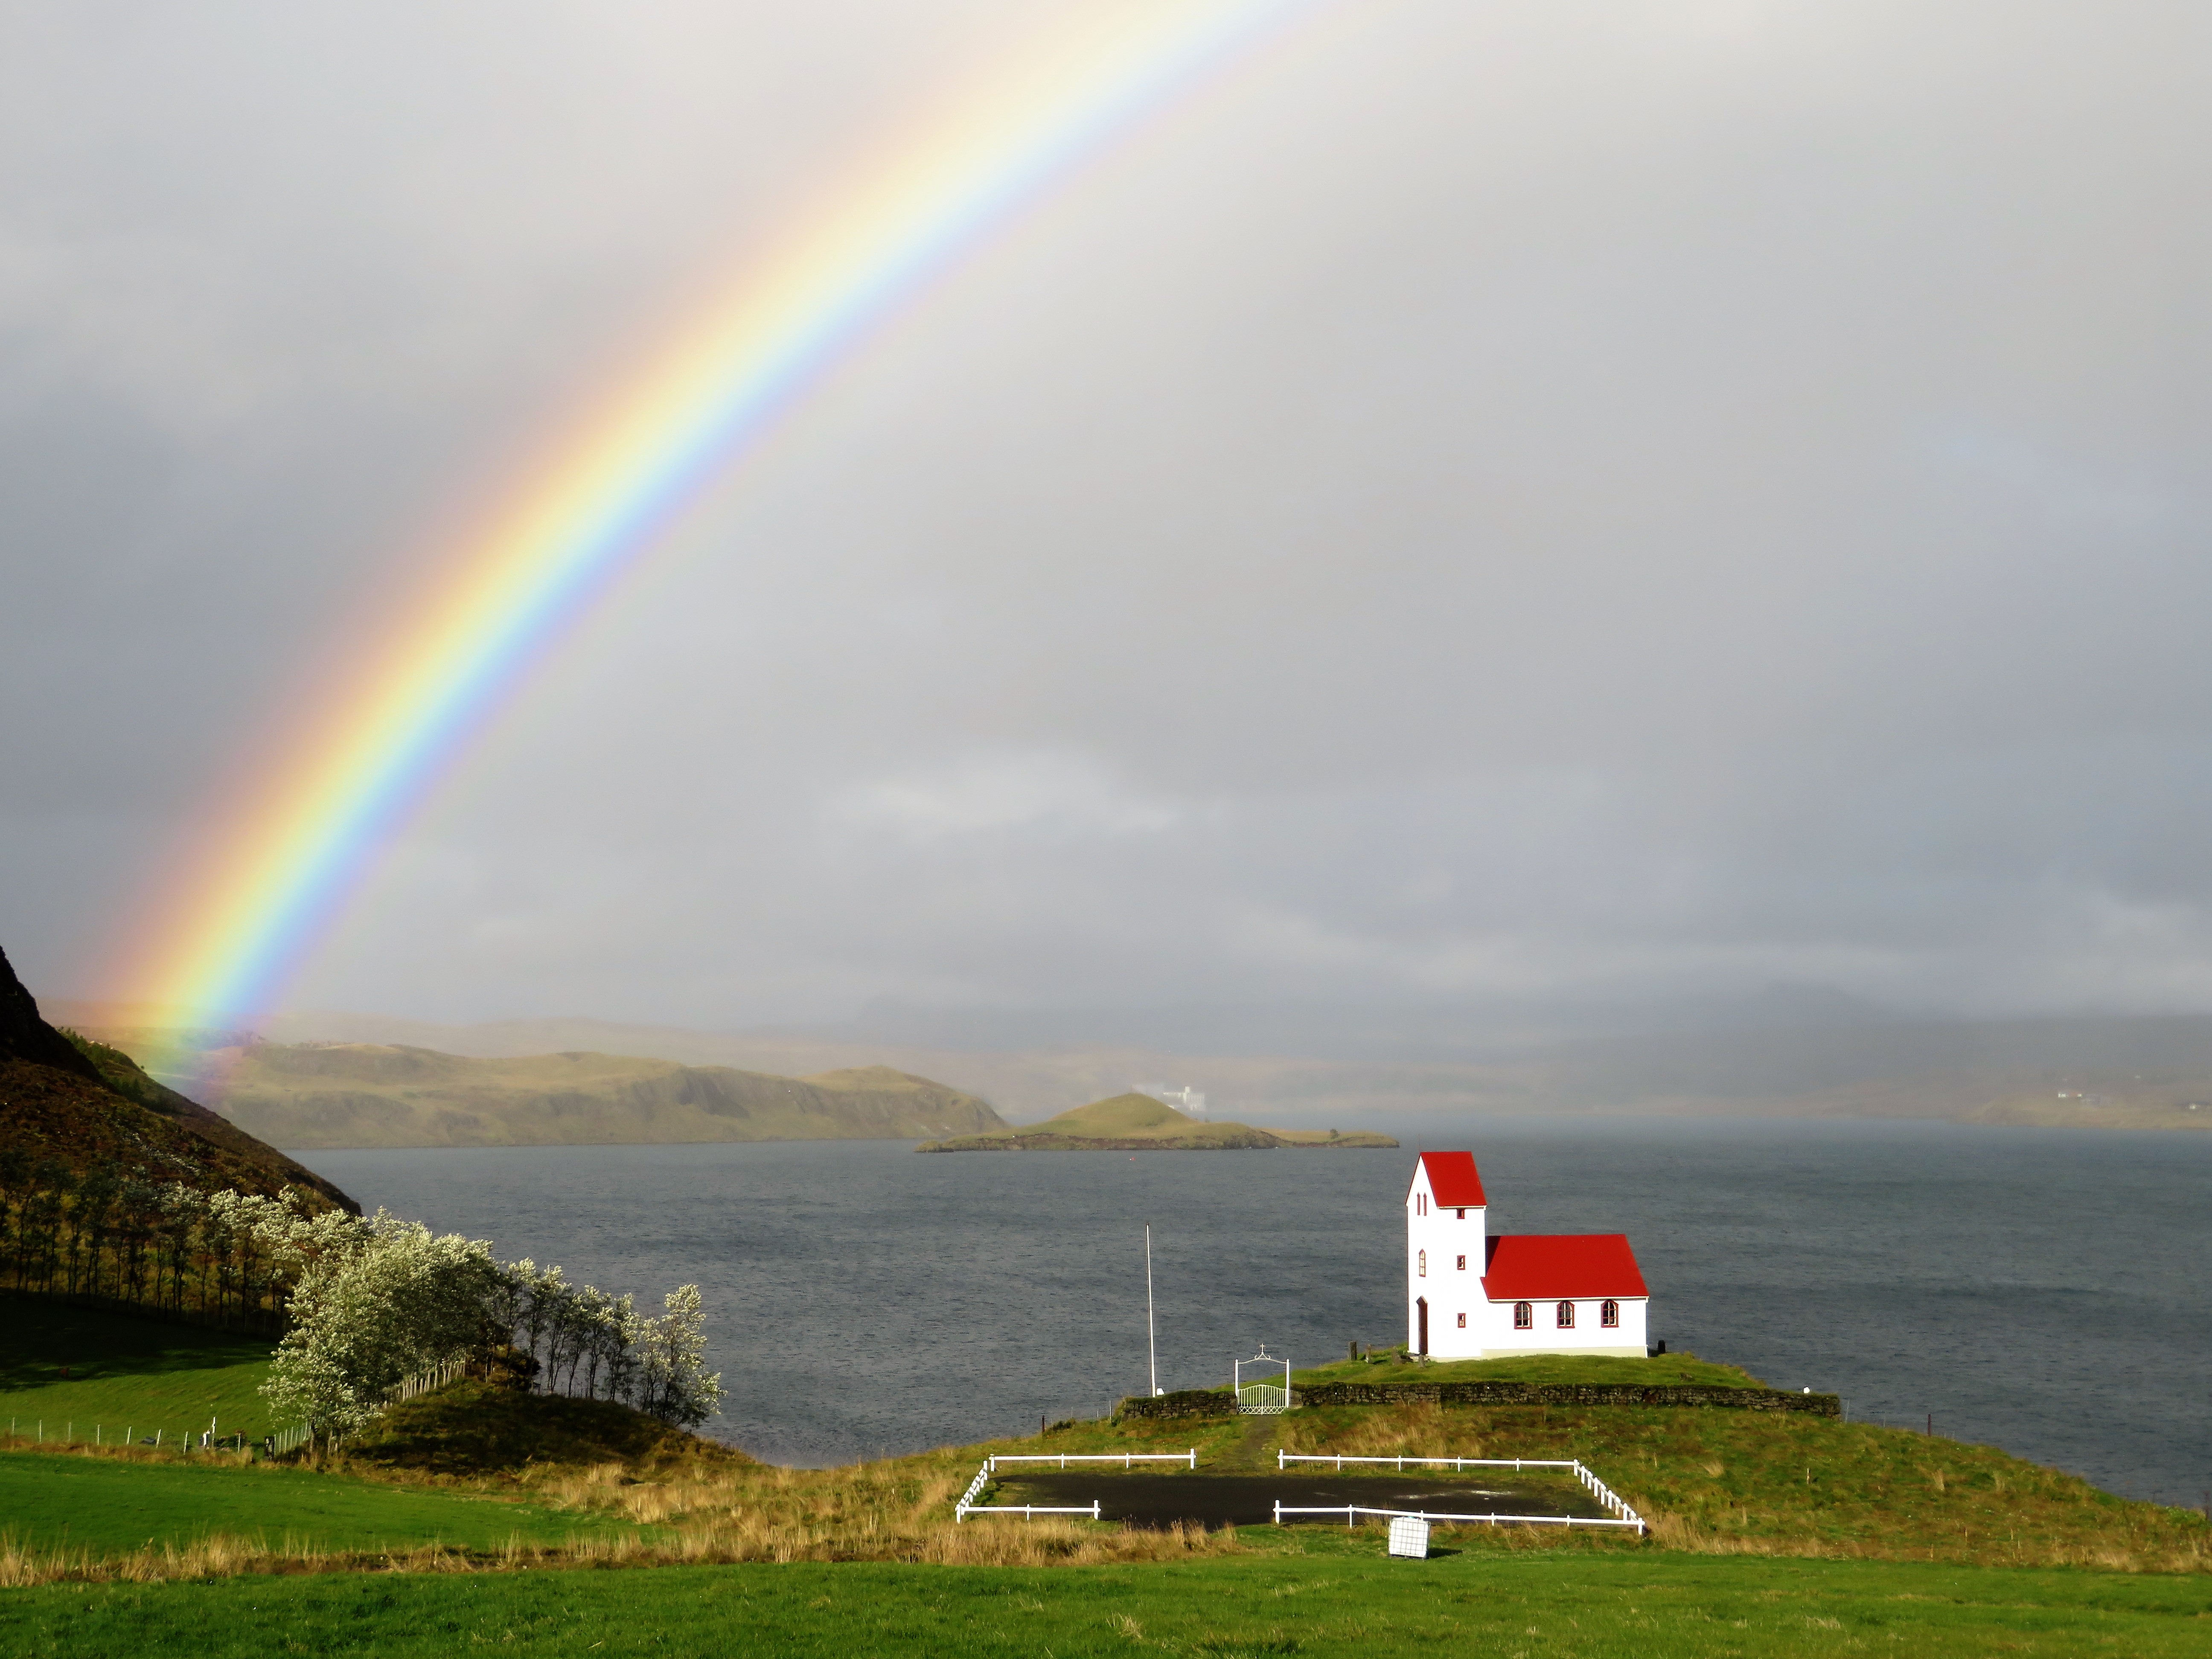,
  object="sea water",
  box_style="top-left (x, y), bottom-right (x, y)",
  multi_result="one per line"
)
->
top-left (295, 1117), bottom-right (2212, 1504)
